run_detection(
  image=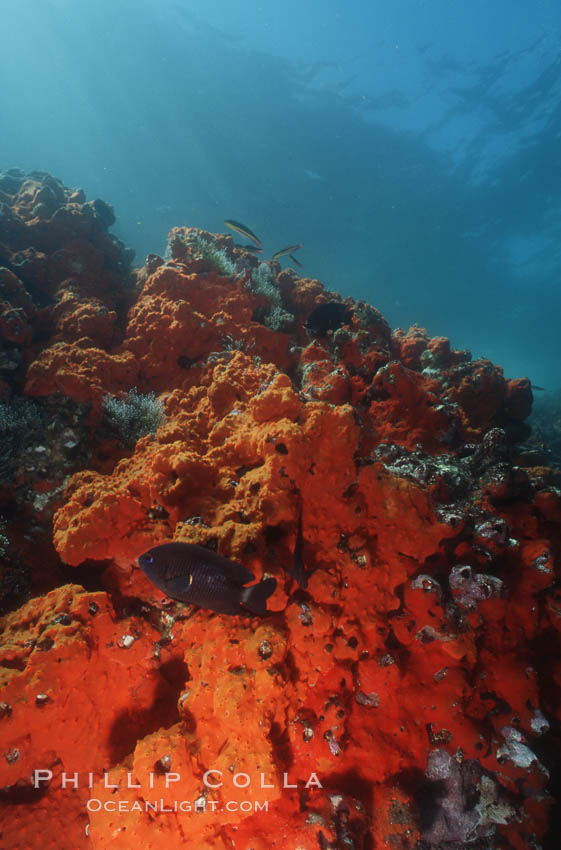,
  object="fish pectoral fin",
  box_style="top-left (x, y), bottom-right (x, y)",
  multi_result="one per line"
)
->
top-left (163, 574), bottom-right (194, 597)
